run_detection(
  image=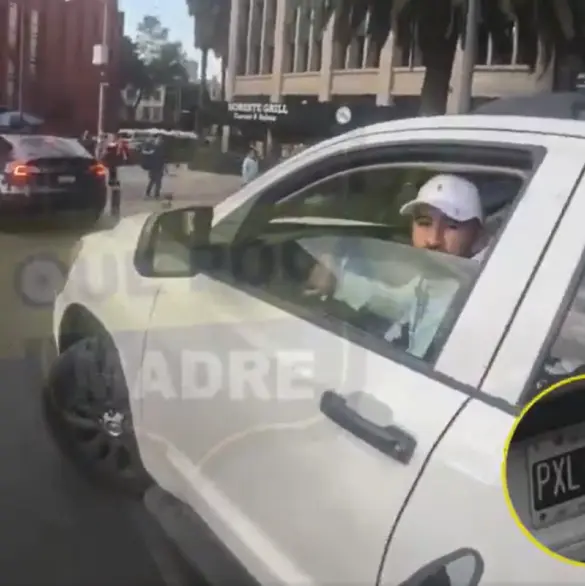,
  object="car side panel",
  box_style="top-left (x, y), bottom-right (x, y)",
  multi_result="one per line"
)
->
top-left (140, 276), bottom-right (469, 585)
top-left (379, 400), bottom-right (585, 584)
